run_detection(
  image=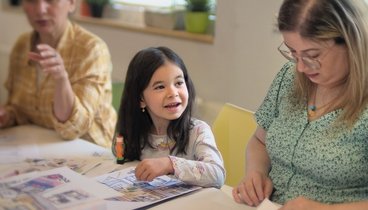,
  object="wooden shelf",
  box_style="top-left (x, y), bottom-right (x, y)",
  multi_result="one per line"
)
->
top-left (73, 15), bottom-right (214, 44)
